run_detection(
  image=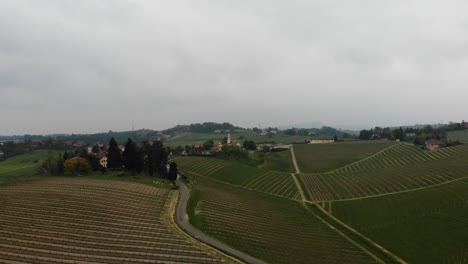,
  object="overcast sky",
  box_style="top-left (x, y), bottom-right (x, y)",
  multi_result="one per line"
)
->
top-left (1, 1), bottom-right (468, 135)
